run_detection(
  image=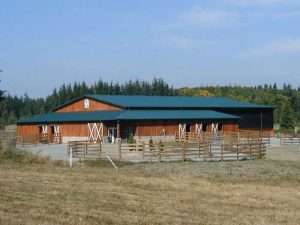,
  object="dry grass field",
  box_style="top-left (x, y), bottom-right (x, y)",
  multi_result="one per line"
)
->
top-left (0, 146), bottom-right (300, 225)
